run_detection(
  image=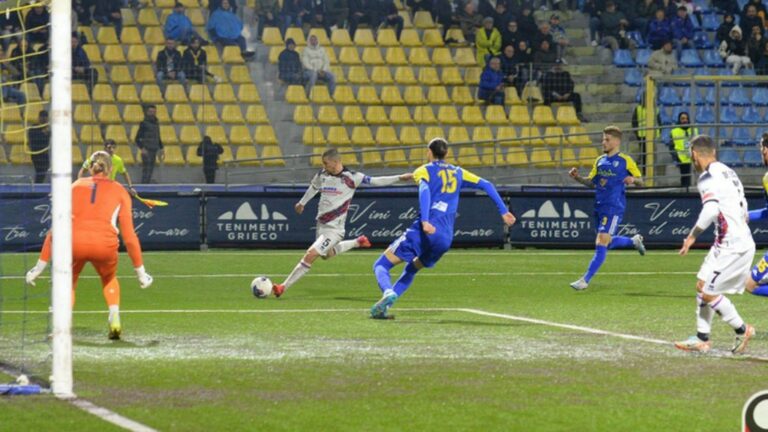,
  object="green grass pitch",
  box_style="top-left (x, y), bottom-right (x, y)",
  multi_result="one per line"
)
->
top-left (2, 248), bottom-right (767, 431)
